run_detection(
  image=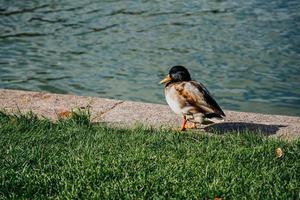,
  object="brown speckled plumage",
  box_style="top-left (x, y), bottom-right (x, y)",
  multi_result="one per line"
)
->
top-left (165, 81), bottom-right (225, 117)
